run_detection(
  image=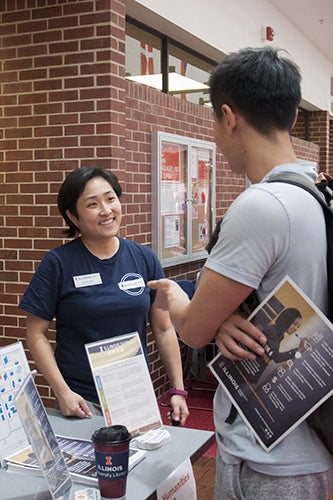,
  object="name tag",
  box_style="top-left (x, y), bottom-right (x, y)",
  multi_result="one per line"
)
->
top-left (73, 273), bottom-right (102, 288)
top-left (118, 277), bottom-right (145, 291)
